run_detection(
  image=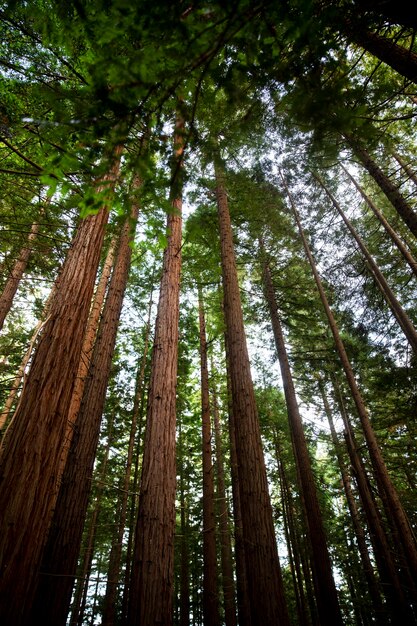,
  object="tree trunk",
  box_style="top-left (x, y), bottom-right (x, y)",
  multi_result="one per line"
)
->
top-left (70, 412), bottom-right (116, 626)
top-left (391, 151), bottom-right (417, 188)
top-left (342, 22), bottom-right (417, 84)
top-left (127, 115), bottom-right (184, 626)
top-left (0, 216), bottom-right (41, 331)
top-left (0, 151), bottom-right (119, 626)
top-left (211, 378), bottom-right (237, 626)
top-left (317, 173), bottom-right (417, 353)
top-left (29, 203), bottom-right (138, 626)
top-left (283, 177), bottom-right (417, 615)
top-left (198, 289), bottom-right (220, 626)
top-left (260, 246), bottom-right (343, 626)
top-left (340, 163), bottom-right (417, 279)
top-left (178, 418), bottom-right (191, 626)
top-left (215, 158), bottom-right (290, 626)
top-left (345, 137), bottom-right (417, 238)
top-left (319, 382), bottom-right (385, 621)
